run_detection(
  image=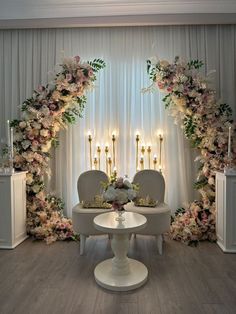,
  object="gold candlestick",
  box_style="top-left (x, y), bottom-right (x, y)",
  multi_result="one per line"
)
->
top-left (141, 145), bottom-right (145, 169)
top-left (147, 145), bottom-right (151, 169)
top-left (135, 133), bottom-right (140, 171)
top-left (97, 144), bottom-right (101, 170)
top-left (153, 154), bottom-right (157, 170)
top-left (159, 134), bottom-right (163, 171)
top-left (94, 156), bottom-right (98, 170)
top-left (112, 133), bottom-right (116, 168)
top-left (105, 145), bottom-right (109, 174)
top-left (88, 132), bottom-right (92, 170)
top-left (108, 156), bottom-right (112, 177)
top-left (140, 156), bottom-right (144, 170)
